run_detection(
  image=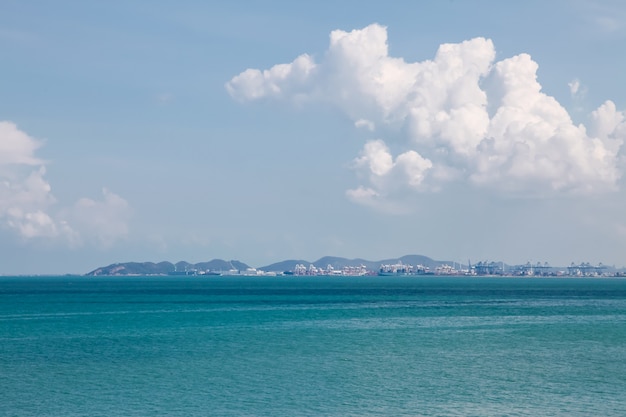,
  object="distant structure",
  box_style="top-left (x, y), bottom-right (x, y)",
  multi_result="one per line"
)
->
top-left (473, 261), bottom-right (503, 275)
top-left (513, 262), bottom-right (553, 276)
top-left (566, 262), bottom-right (608, 277)
top-left (86, 256), bottom-right (625, 277)
top-left (168, 260), bottom-right (616, 278)
top-left (379, 261), bottom-right (429, 276)
top-left (293, 263), bottom-right (368, 276)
